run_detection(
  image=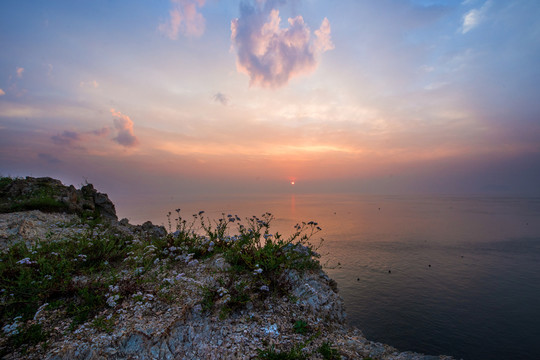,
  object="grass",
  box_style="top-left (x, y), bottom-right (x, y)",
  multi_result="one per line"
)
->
top-left (1, 207), bottom-right (323, 356)
top-left (0, 178), bottom-right (70, 214)
top-left (318, 342), bottom-right (340, 360)
top-left (256, 344), bottom-right (308, 360)
top-left (293, 320), bottom-right (309, 335)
